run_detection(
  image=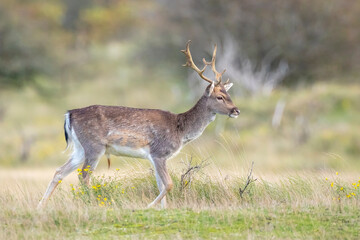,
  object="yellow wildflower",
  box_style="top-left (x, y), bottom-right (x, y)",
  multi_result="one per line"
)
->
top-left (336, 172), bottom-right (338, 175)
top-left (325, 177), bottom-right (328, 181)
top-left (58, 180), bottom-right (62, 183)
top-left (83, 169), bottom-right (89, 172)
top-left (104, 198), bottom-right (107, 201)
top-left (92, 186), bottom-right (97, 189)
top-left (340, 187), bottom-right (344, 191)
top-left (331, 182), bottom-right (334, 187)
